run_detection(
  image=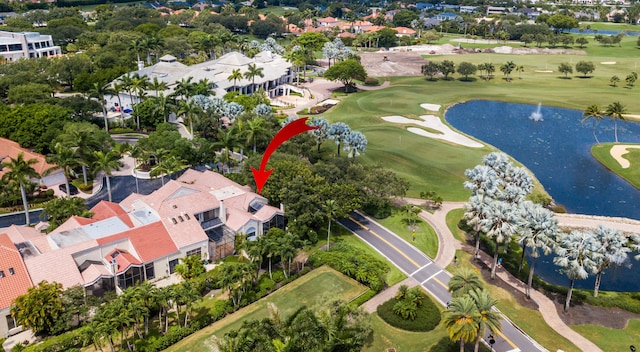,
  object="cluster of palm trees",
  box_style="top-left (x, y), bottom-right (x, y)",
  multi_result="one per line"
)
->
top-left (582, 101), bottom-right (627, 143)
top-left (213, 300), bottom-right (371, 352)
top-left (444, 268), bottom-right (502, 352)
top-left (239, 228), bottom-right (303, 281)
top-left (306, 117), bottom-right (367, 157)
top-left (84, 280), bottom-right (200, 352)
top-left (463, 152), bottom-right (640, 311)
